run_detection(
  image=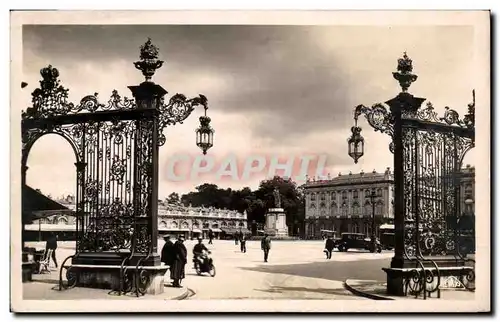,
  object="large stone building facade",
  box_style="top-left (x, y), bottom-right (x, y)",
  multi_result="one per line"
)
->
top-left (303, 165), bottom-right (476, 240)
top-left (303, 168), bottom-right (395, 239)
top-left (25, 194), bottom-right (249, 241)
top-left (158, 202), bottom-right (249, 239)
